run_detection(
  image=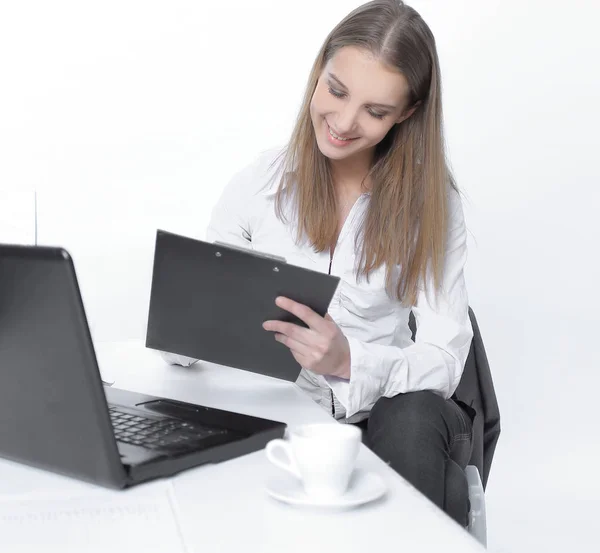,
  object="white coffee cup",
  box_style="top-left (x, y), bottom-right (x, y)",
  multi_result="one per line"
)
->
top-left (265, 423), bottom-right (362, 499)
